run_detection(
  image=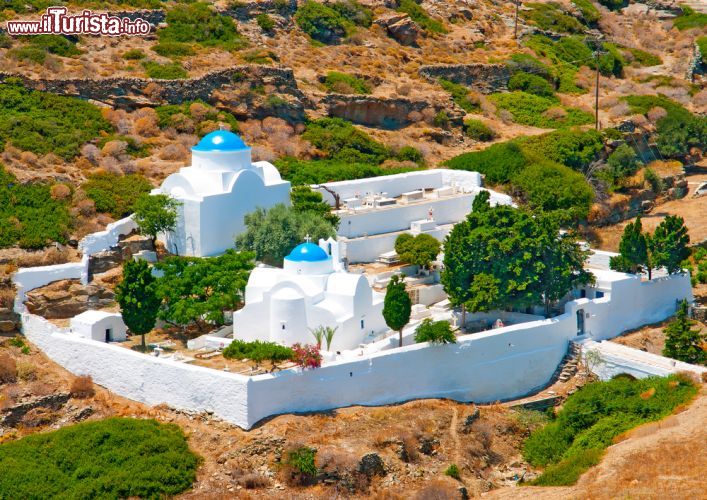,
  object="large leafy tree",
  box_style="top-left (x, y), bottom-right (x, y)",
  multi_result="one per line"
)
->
top-left (236, 204), bottom-right (336, 266)
top-left (651, 215), bottom-right (690, 275)
top-left (394, 233), bottom-right (441, 270)
top-left (538, 216), bottom-right (594, 315)
top-left (154, 249), bottom-right (255, 332)
top-left (663, 299), bottom-right (705, 365)
top-left (610, 217), bottom-right (650, 277)
top-left (383, 274), bottom-right (411, 348)
top-left (290, 185), bottom-right (339, 227)
top-left (133, 194), bottom-right (181, 247)
top-left (442, 199), bottom-right (591, 323)
top-left (115, 259), bottom-right (161, 350)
